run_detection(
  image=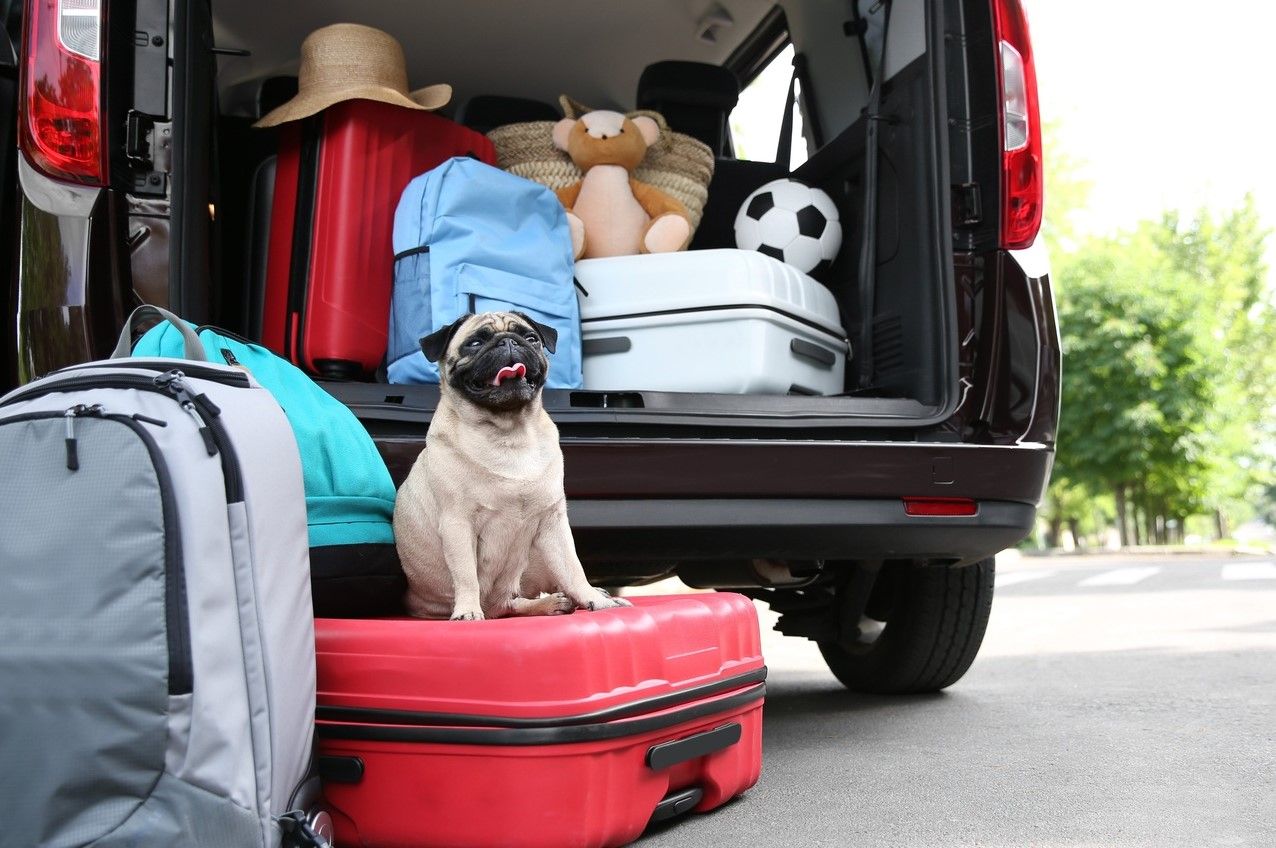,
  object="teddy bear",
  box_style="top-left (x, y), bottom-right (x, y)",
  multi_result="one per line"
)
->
top-left (551, 110), bottom-right (692, 259)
